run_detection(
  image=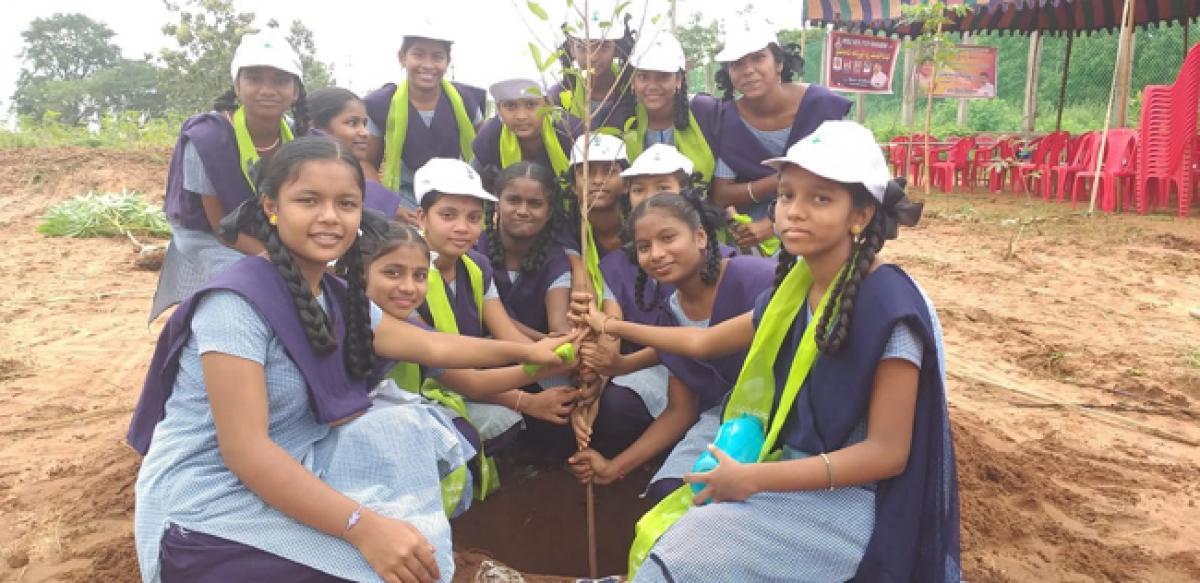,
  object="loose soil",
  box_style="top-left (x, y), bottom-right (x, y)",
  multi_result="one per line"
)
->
top-left (1, 148), bottom-right (1197, 582)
